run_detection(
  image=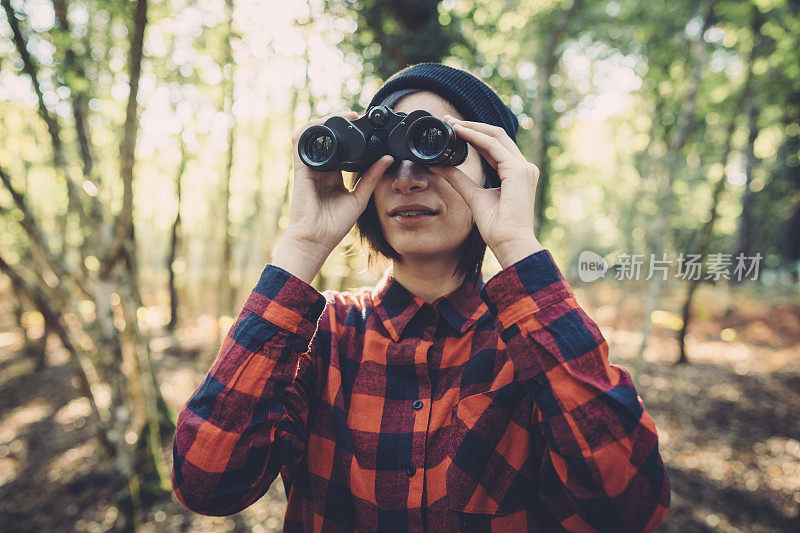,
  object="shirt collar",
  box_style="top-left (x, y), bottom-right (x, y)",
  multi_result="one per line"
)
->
top-left (371, 269), bottom-right (490, 342)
